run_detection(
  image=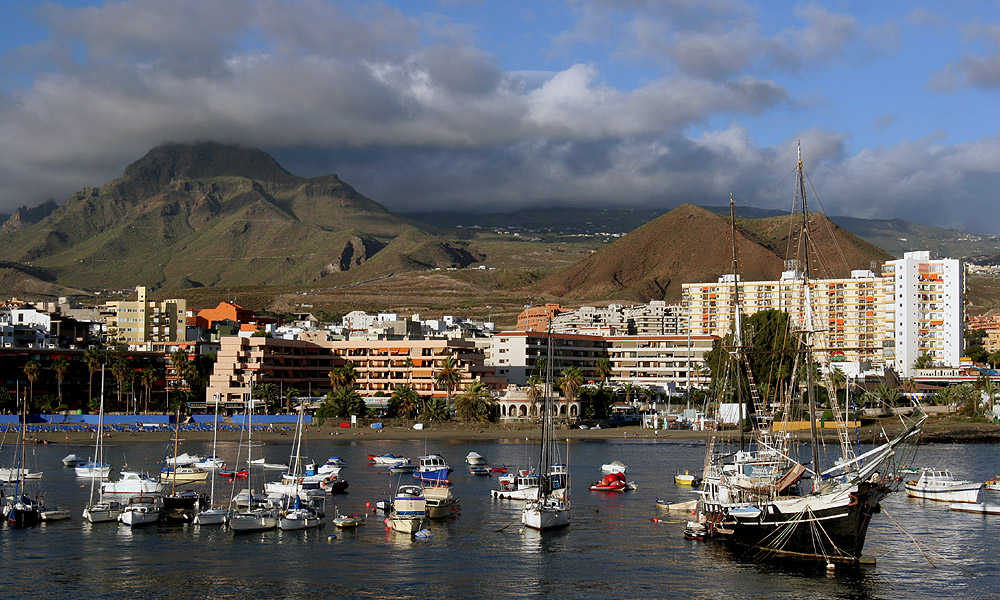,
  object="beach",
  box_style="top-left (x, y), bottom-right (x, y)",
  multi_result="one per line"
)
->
top-left (20, 415), bottom-right (1000, 446)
